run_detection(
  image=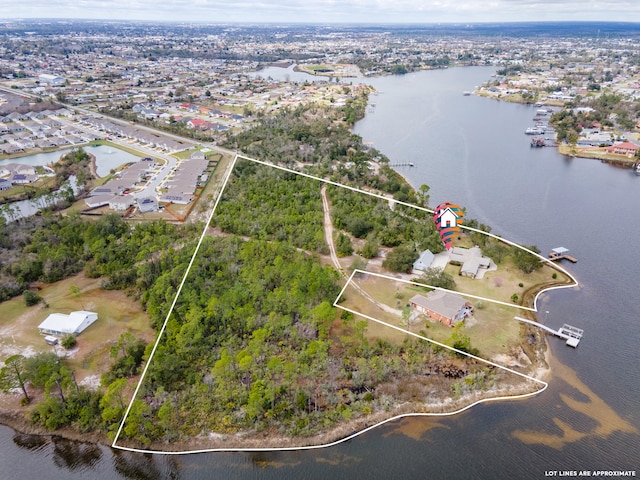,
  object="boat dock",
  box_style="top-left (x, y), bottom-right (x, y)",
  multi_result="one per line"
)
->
top-left (548, 247), bottom-right (577, 263)
top-left (514, 316), bottom-right (584, 348)
top-left (389, 162), bottom-right (415, 167)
